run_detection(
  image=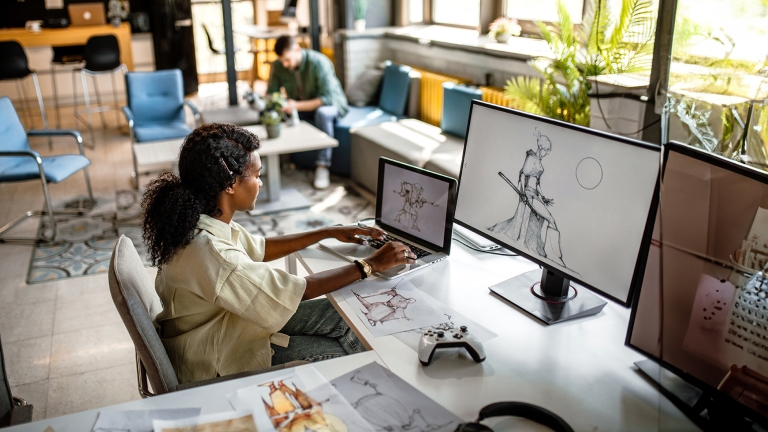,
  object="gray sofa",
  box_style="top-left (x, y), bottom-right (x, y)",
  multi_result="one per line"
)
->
top-left (350, 82), bottom-right (482, 192)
